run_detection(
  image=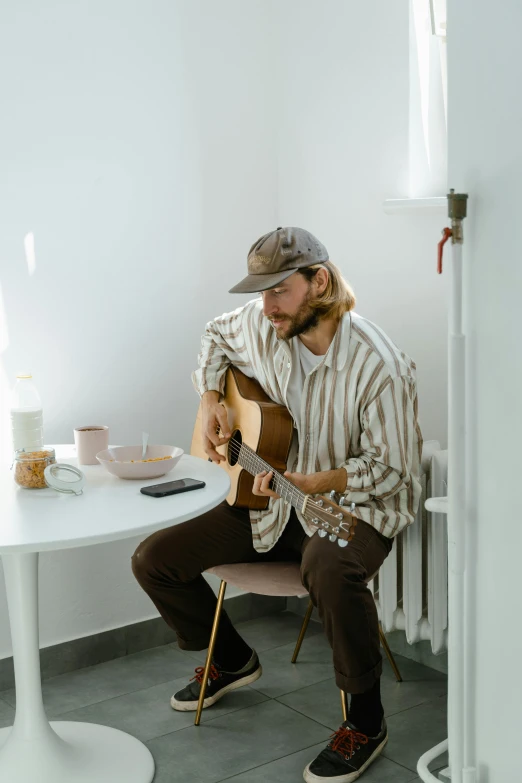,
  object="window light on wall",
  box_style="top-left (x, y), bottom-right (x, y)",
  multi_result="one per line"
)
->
top-left (384, 0), bottom-right (448, 215)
